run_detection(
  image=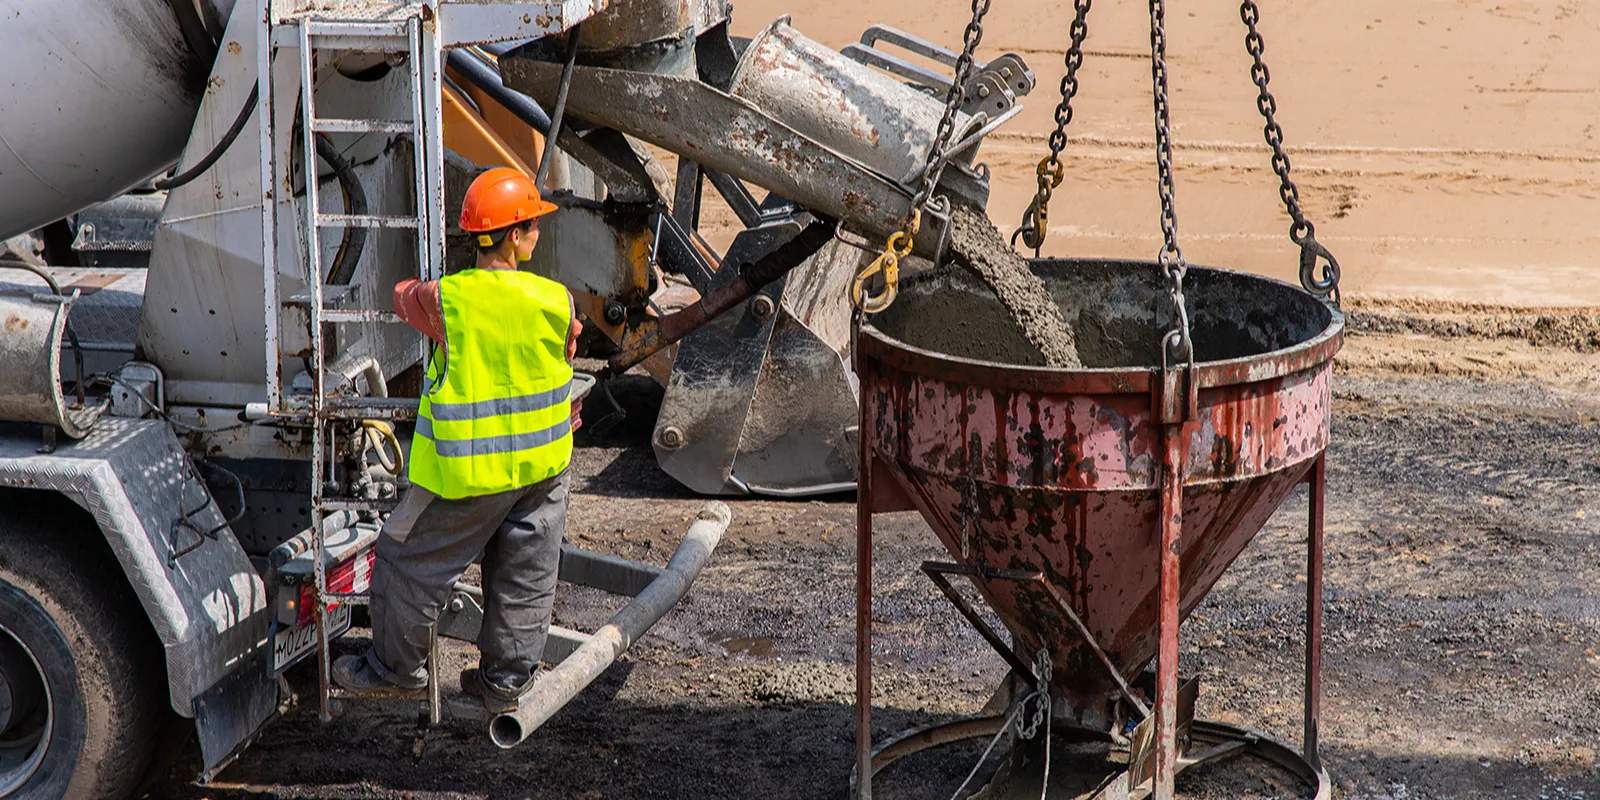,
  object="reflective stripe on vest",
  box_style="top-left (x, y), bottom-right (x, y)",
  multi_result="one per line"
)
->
top-left (407, 268), bottom-right (573, 499)
top-left (414, 412), bottom-right (571, 457)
